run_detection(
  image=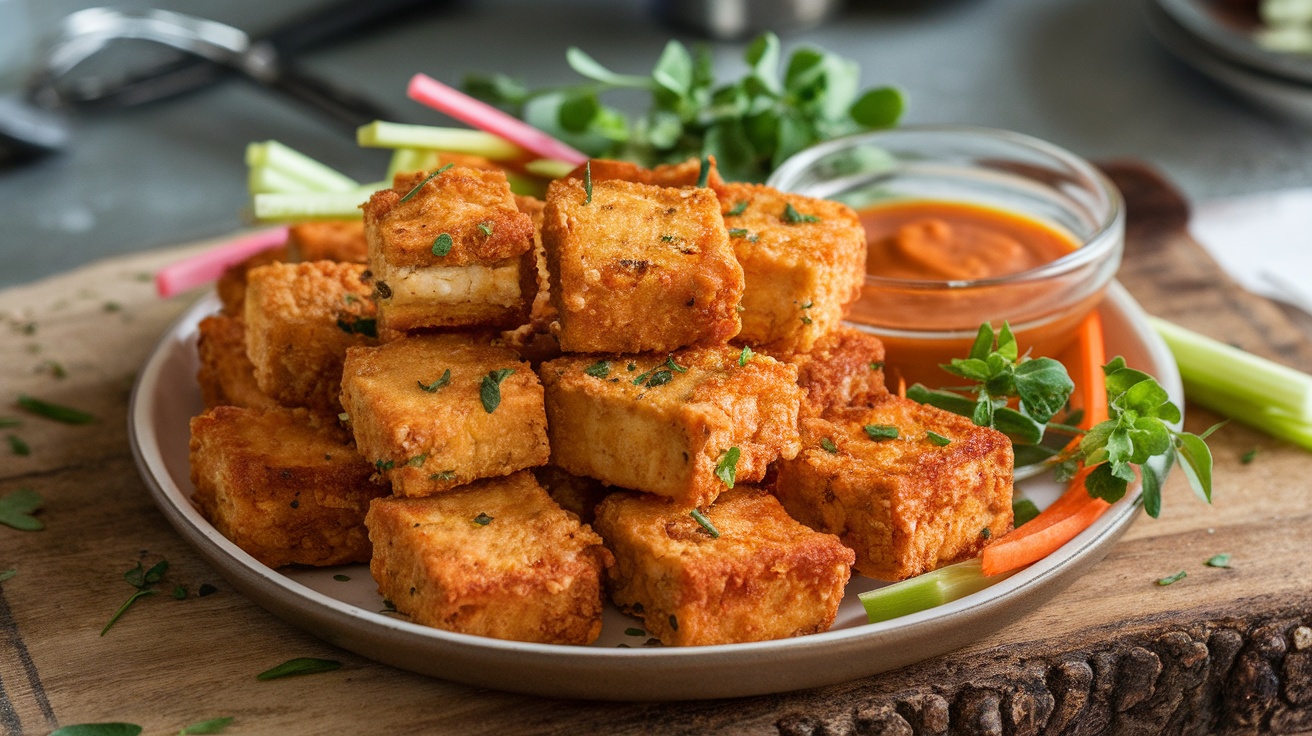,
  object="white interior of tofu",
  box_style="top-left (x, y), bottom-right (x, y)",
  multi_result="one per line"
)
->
top-left (384, 263), bottom-right (521, 306)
